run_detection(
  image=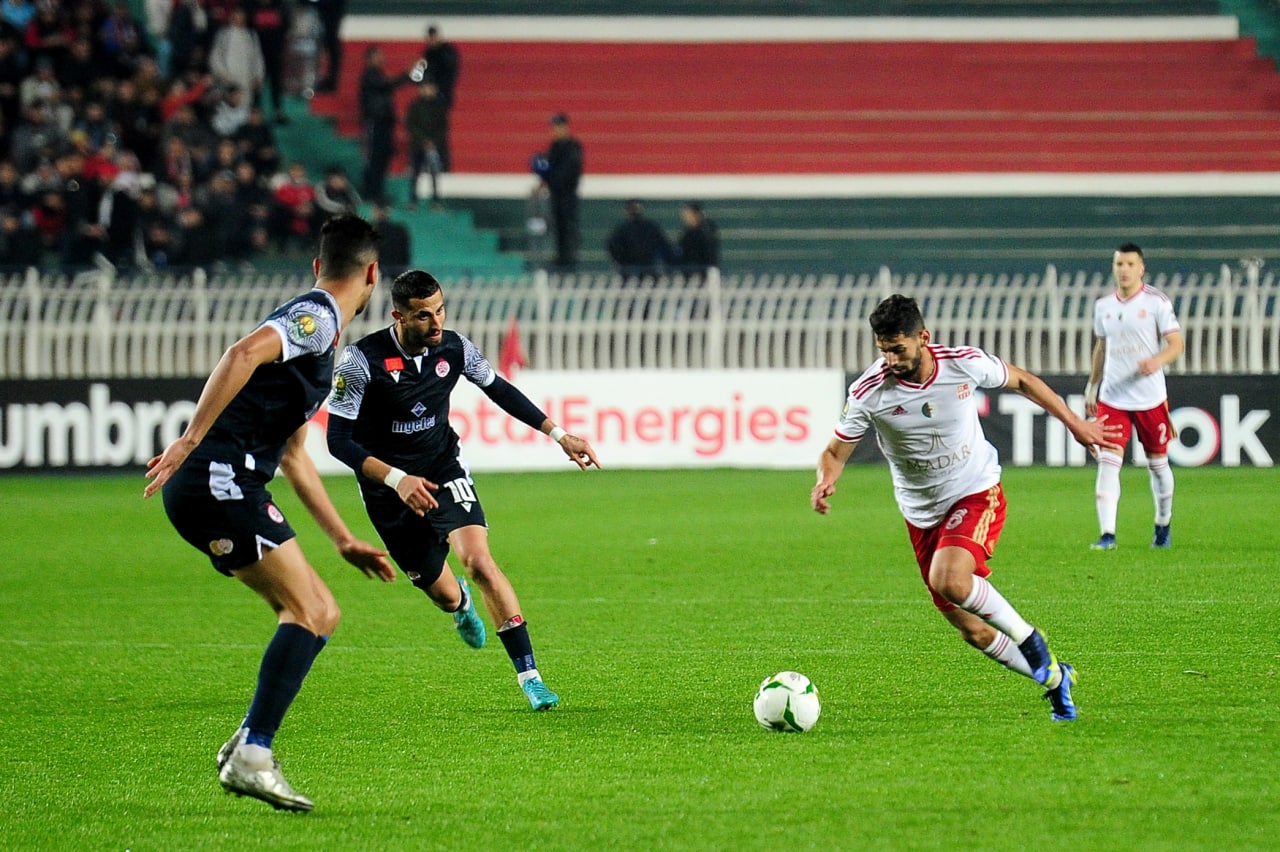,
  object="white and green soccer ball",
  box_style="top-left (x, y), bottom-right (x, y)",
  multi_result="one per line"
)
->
top-left (753, 671), bottom-right (821, 733)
